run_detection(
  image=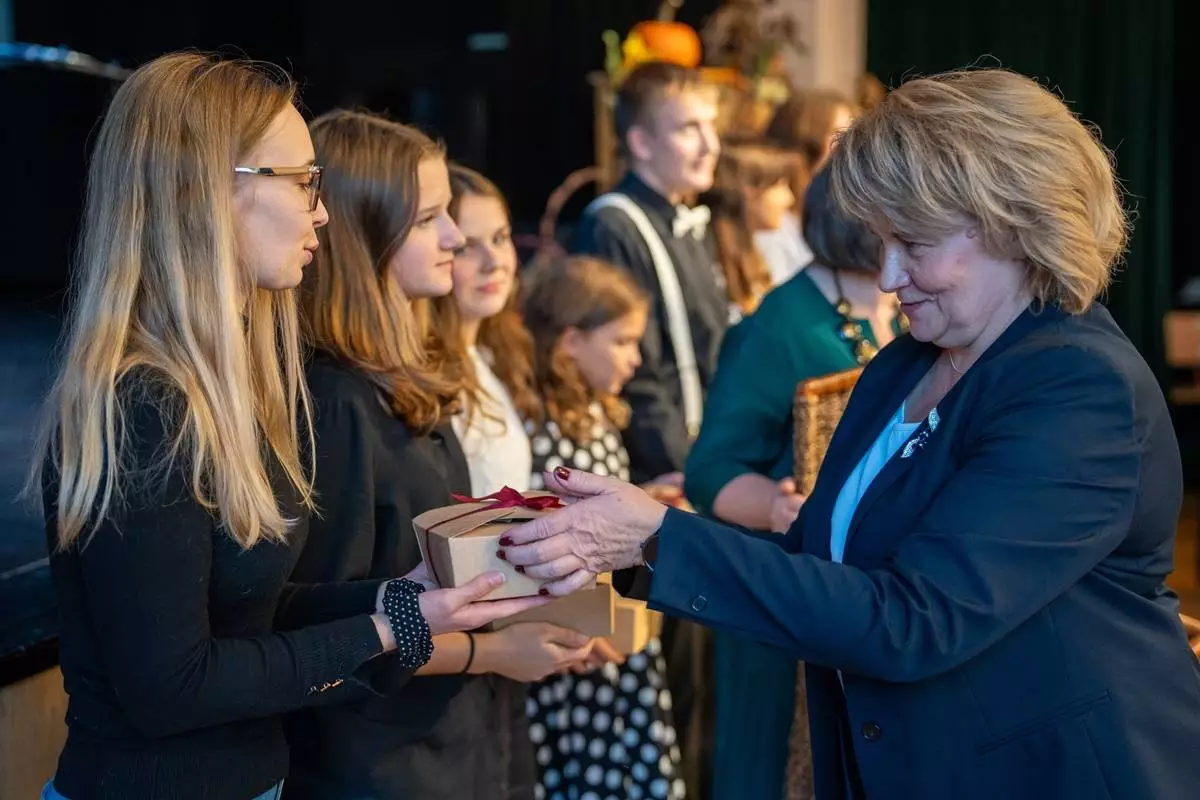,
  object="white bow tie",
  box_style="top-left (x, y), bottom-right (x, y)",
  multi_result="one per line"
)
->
top-left (672, 204), bottom-right (711, 240)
